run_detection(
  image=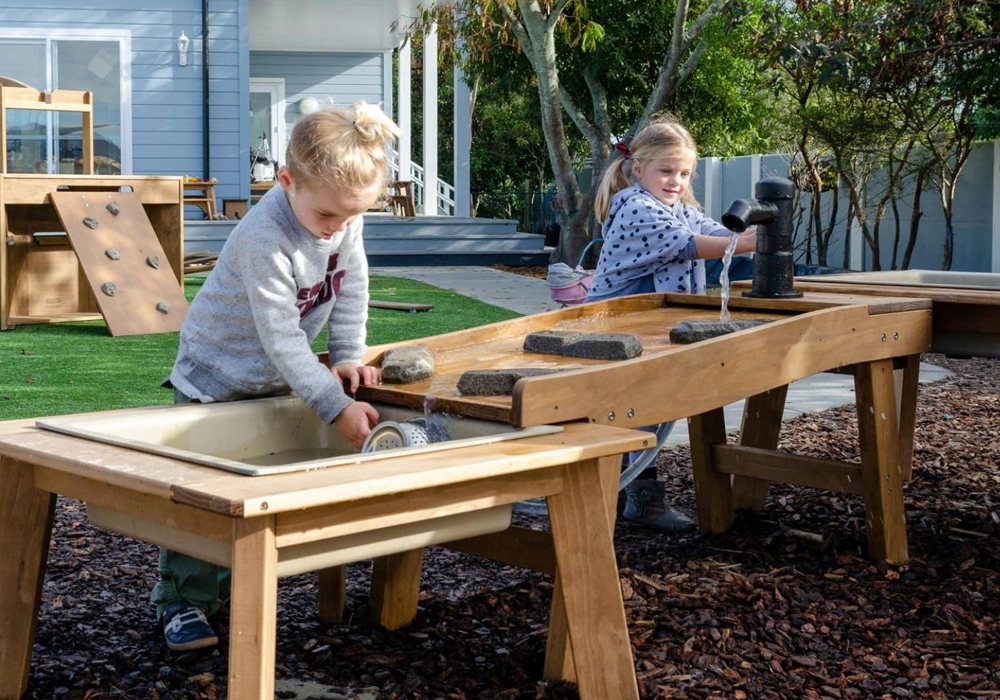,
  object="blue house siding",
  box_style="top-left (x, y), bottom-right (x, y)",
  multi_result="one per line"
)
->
top-left (0, 0), bottom-right (248, 205)
top-left (249, 50), bottom-right (390, 159)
